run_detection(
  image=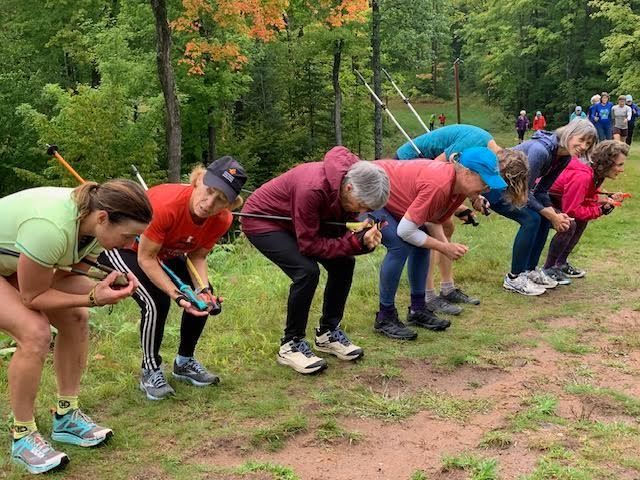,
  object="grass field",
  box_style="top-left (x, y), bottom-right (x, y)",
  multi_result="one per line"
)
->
top-left (1, 101), bottom-right (639, 479)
